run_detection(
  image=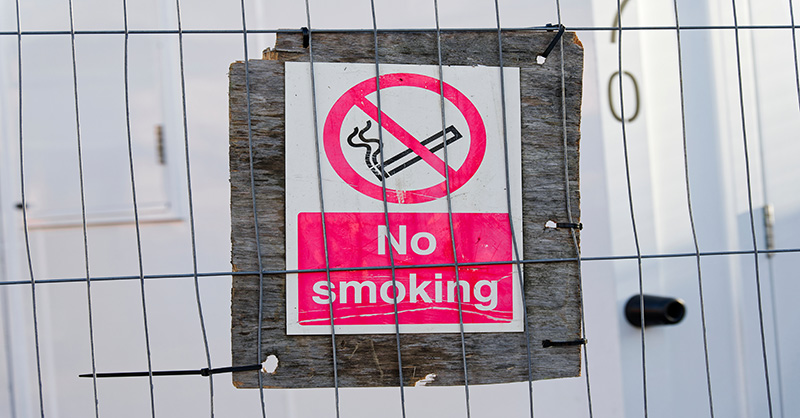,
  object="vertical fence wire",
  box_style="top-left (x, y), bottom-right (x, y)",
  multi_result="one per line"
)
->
top-left (748, 4), bottom-right (785, 413)
top-left (173, 0), bottom-right (215, 416)
top-left (13, 0), bottom-right (47, 416)
top-left (492, 1), bottom-right (535, 417)
top-left (778, 2), bottom-right (800, 413)
top-left (729, 1), bottom-right (774, 417)
top-left (302, 2), bottom-right (342, 416)
top-left (613, 0), bottom-right (649, 416)
top-left (778, 4), bottom-right (800, 416)
top-left (236, 0), bottom-right (269, 416)
top-left (791, 0), bottom-right (800, 112)
top-left (66, 1), bottom-right (100, 416)
top-left (430, 2), bottom-right (473, 417)
top-left (121, 1), bottom-right (157, 415)
top-left (671, 1), bottom-right (715, 417)
top-left (553, 1), bottom-right (594, 417)
top-left (367, 2), bottom-right (408, 416)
